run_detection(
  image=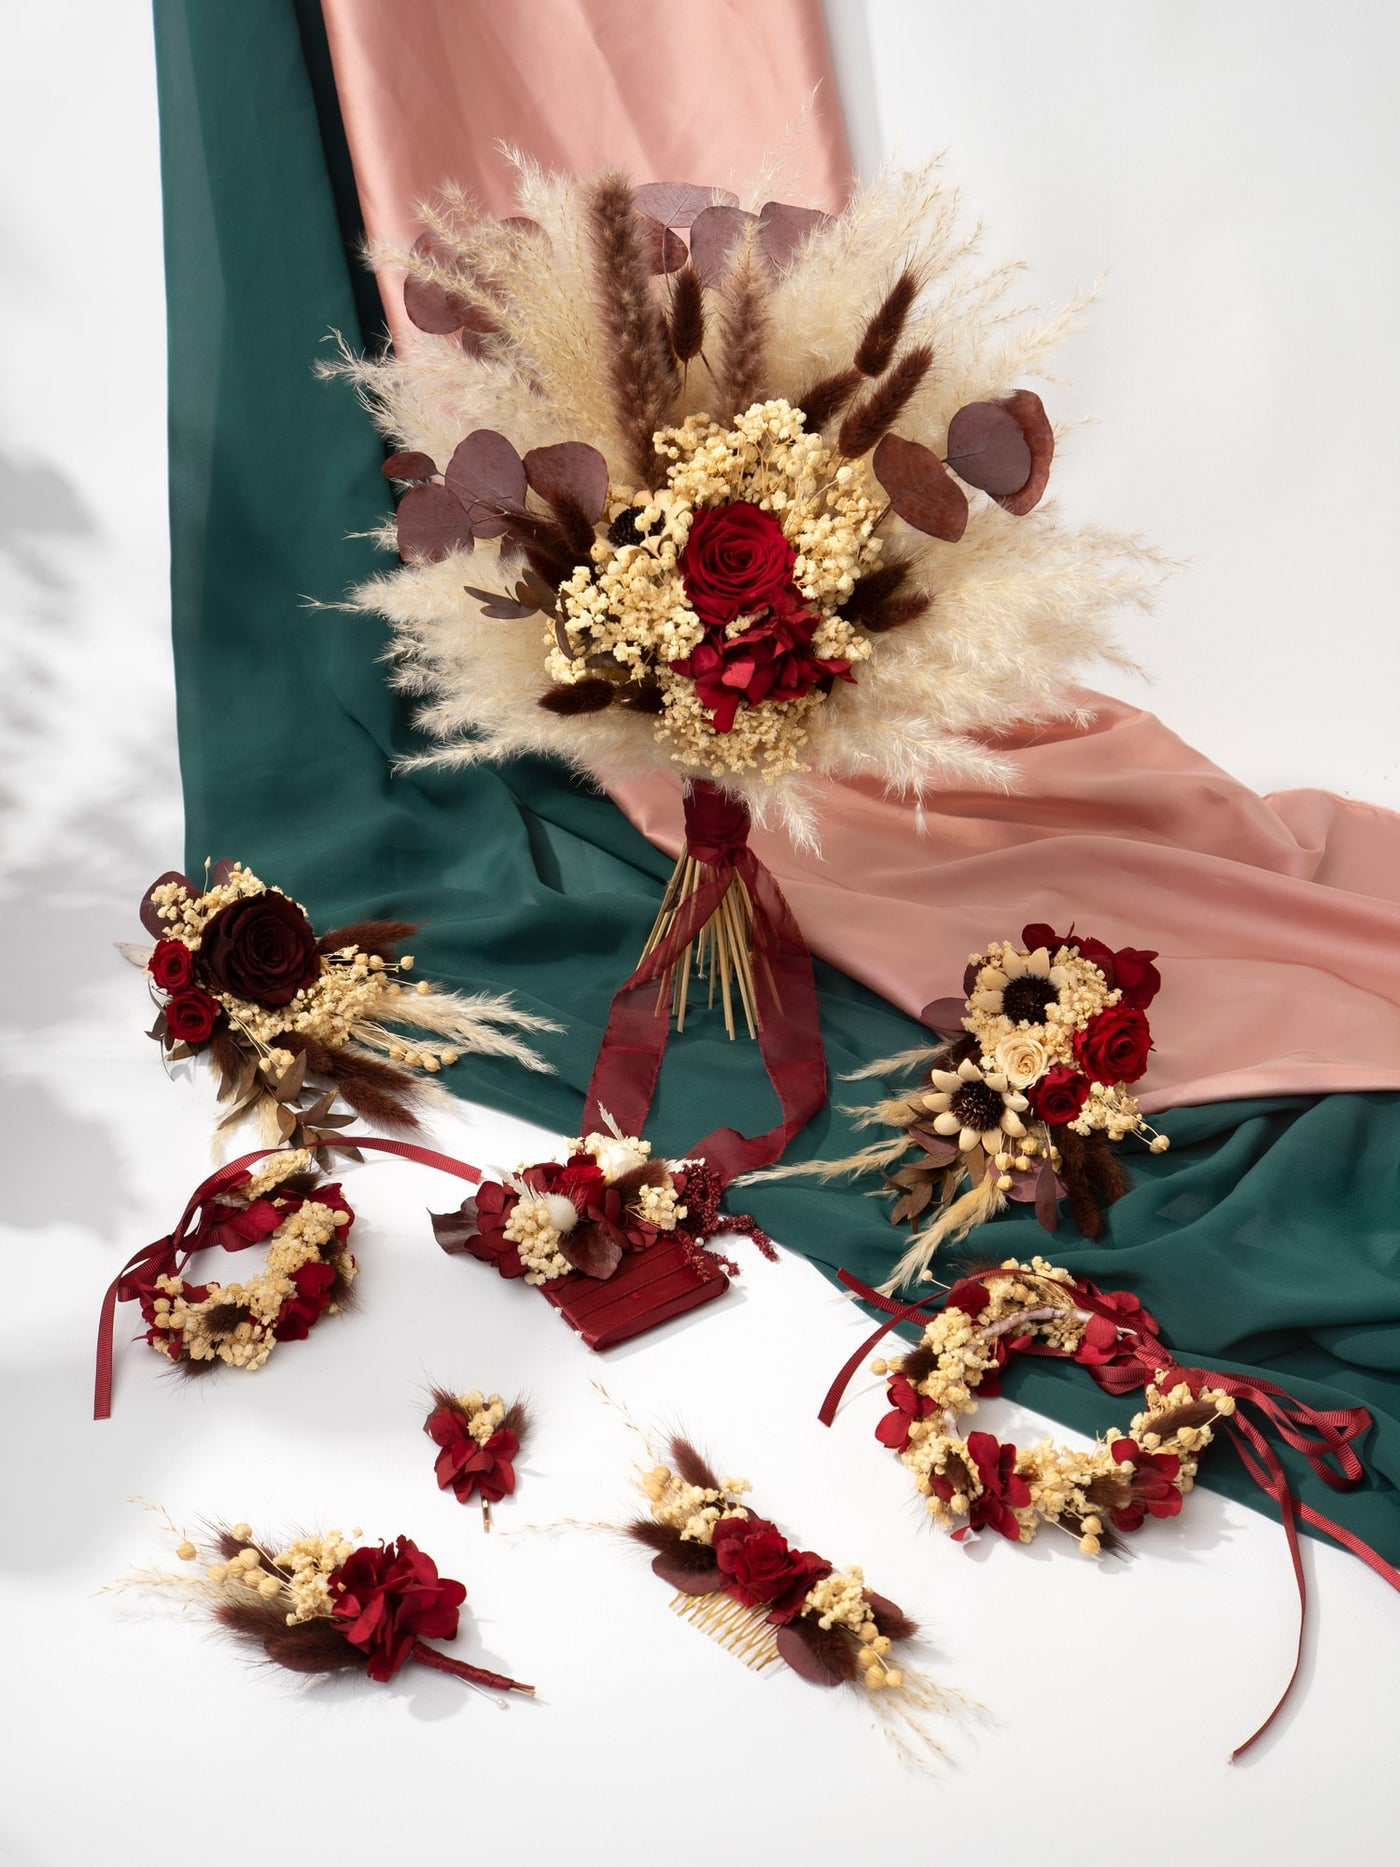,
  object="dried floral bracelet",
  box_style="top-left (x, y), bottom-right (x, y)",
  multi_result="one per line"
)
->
top-left (821, 1260), bottom-right (1400, 1757)
top-left (127, 859), bottom-right (556, 1144)
top-left (112, 1509), bottom-right (533, 1697)
top-left (424, 1388), bottom-right (529, 1528)
top-left (628, 1432), bottom-right (957, 1767)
